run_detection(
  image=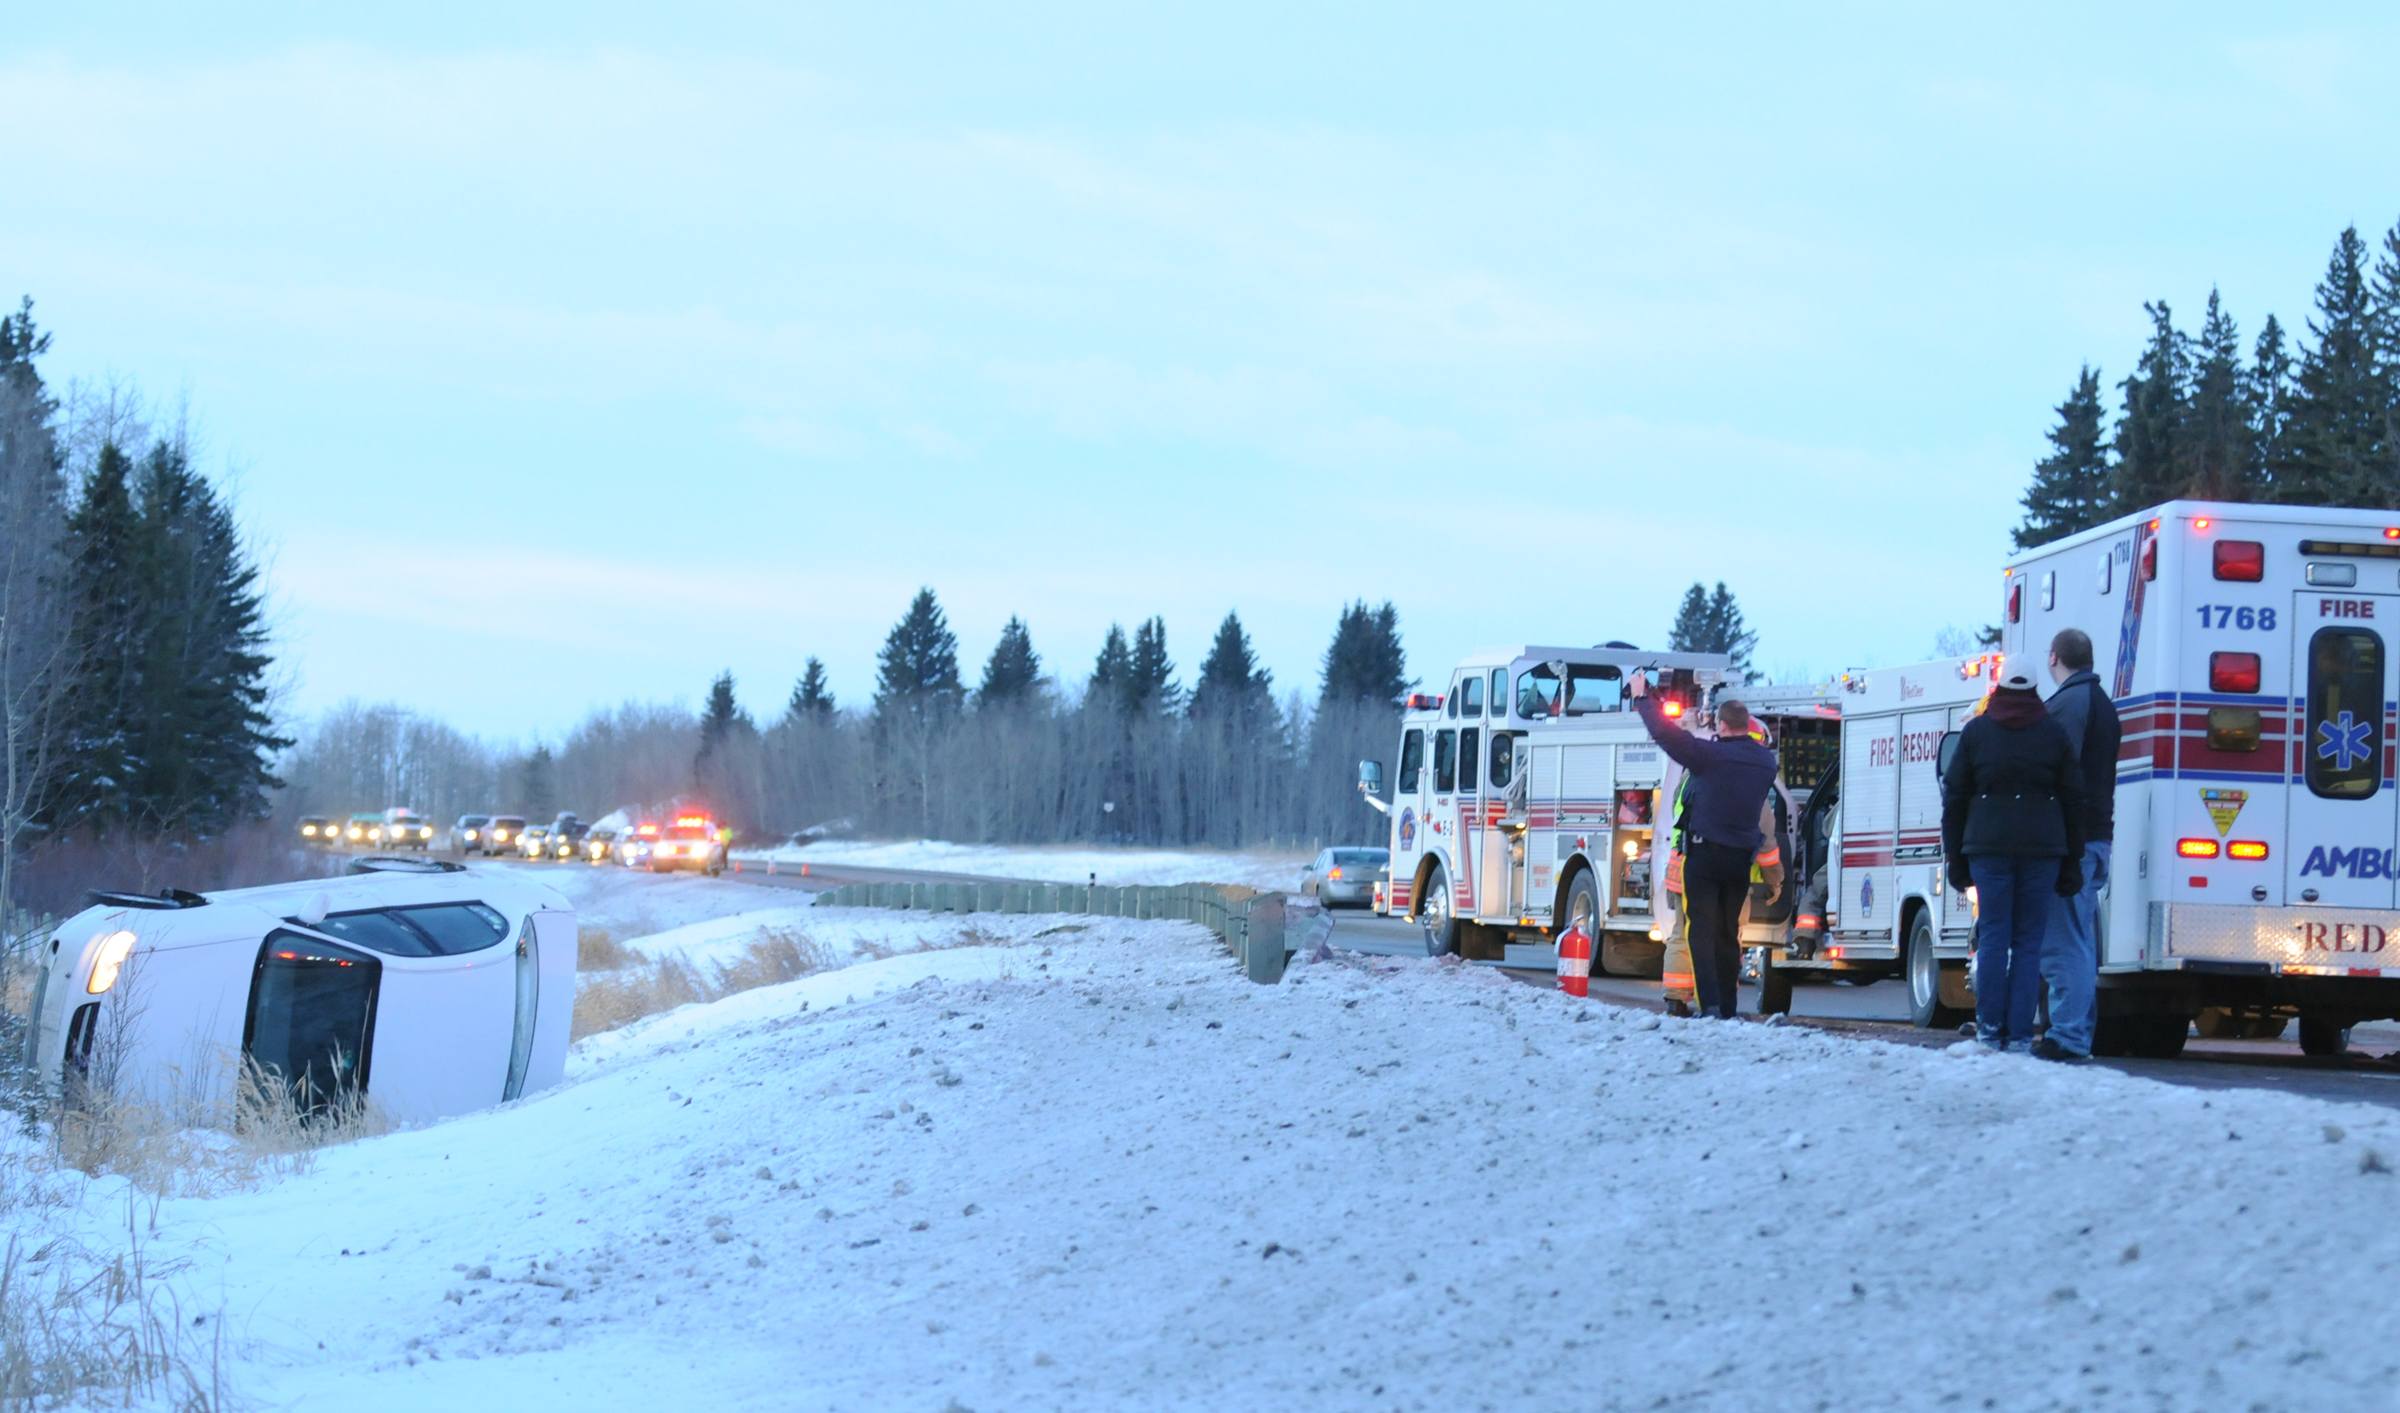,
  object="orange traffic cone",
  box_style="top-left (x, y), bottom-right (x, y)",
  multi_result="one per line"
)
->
top-left (1557, 925), bottom-right (1592, 998)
